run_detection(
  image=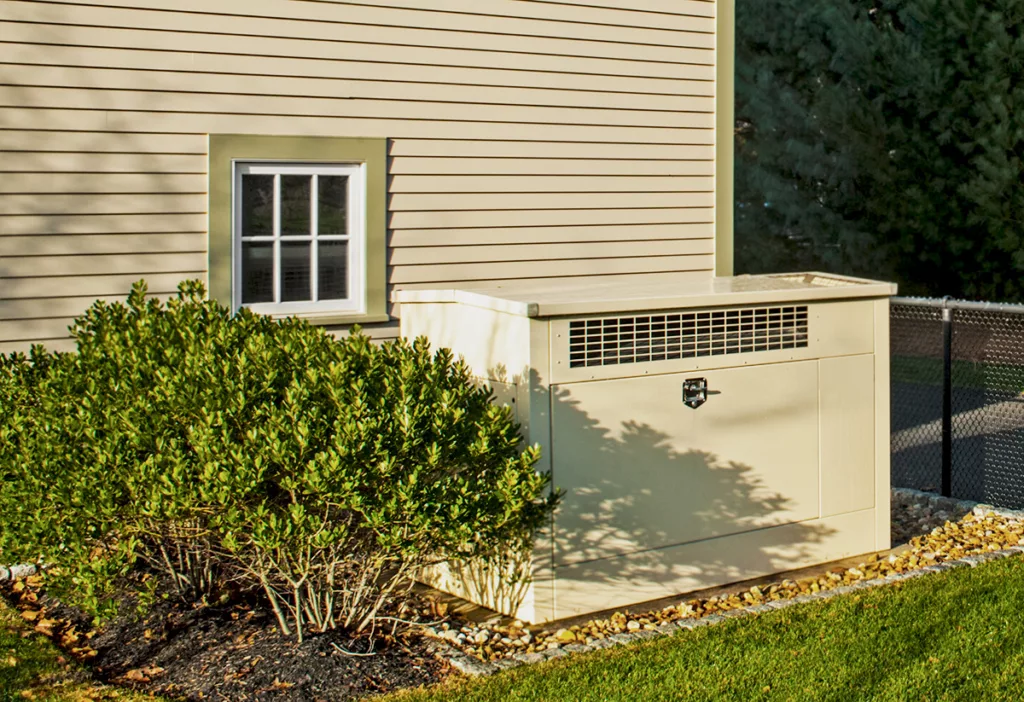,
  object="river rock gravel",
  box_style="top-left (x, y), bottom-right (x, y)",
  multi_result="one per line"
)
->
top-left (429, 489), bottom-right (1024, 664)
